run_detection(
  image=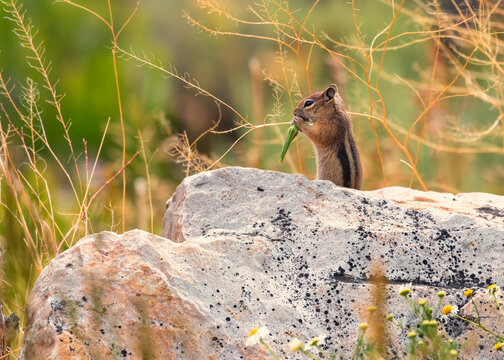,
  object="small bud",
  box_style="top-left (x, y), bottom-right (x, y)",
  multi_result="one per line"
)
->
top-left (367, 305), bottom-right (377, 313)
top-left (385, 314), bottom-right (394, 321)
top-left (407, 331), bottom-right (417, 338)
top-left (449, 349), bottom-right (458, 356)
top-left (418, 299), bottom-right (427, 306)
top-left (359, 322), bottom-right (369, 330)
top-left (437, 291), bottom-right (446, 298)
top-left (421, 320), bottom-right (438, 327)
top-left (464, 289), bottom-right (473, 297)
